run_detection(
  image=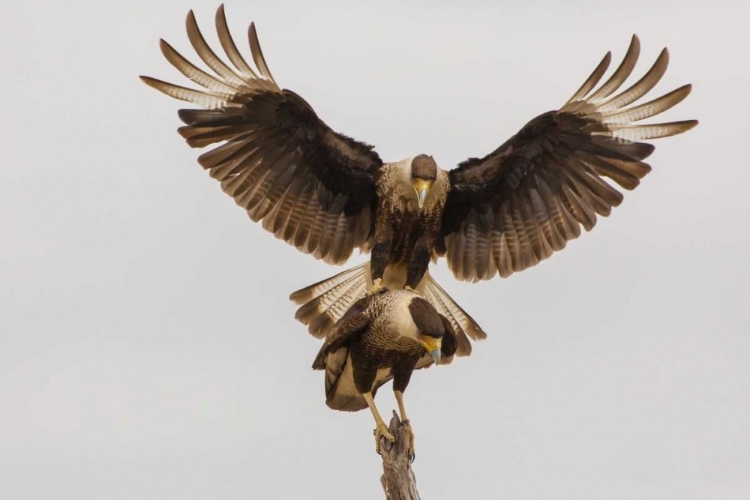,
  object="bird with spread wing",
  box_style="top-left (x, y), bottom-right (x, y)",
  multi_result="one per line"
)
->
top-left (141, 5), bottom-right (697, 361)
